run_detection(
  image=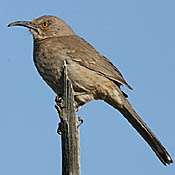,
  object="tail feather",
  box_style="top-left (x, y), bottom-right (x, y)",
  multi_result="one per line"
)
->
top-left (105, 91), bottom-right (173, 165)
